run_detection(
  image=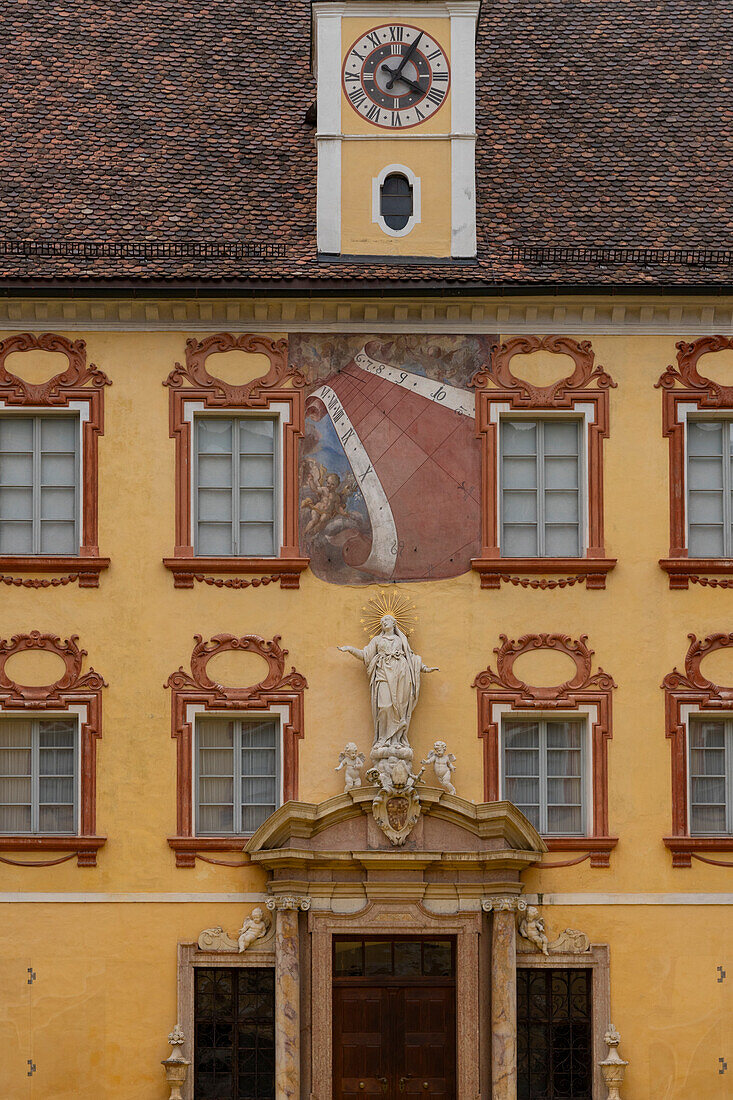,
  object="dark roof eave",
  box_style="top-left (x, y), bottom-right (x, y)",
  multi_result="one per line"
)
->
top-left (1, 278), bottom-right (733, 299)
